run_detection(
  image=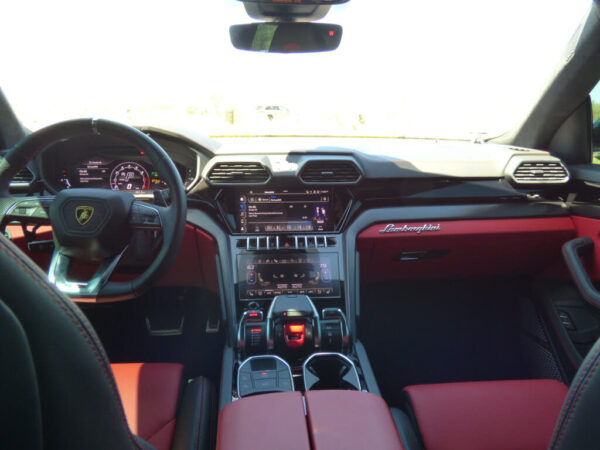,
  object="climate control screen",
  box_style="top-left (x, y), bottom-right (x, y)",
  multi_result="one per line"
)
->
top-left (238, 253), bottom-right (340, 300)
